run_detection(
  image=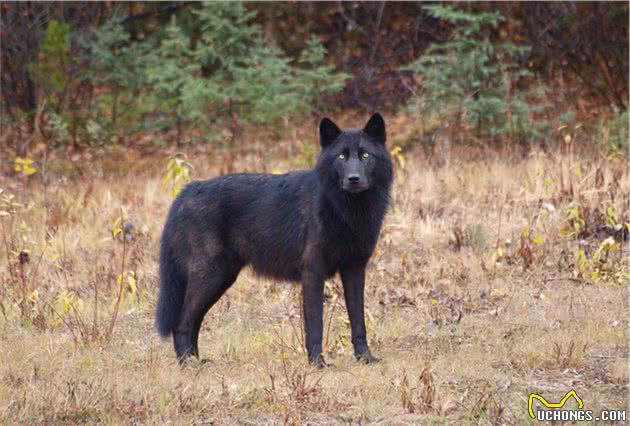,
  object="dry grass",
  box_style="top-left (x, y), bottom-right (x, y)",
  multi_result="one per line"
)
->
top-left (0, 123), bottom-right (628, 424)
